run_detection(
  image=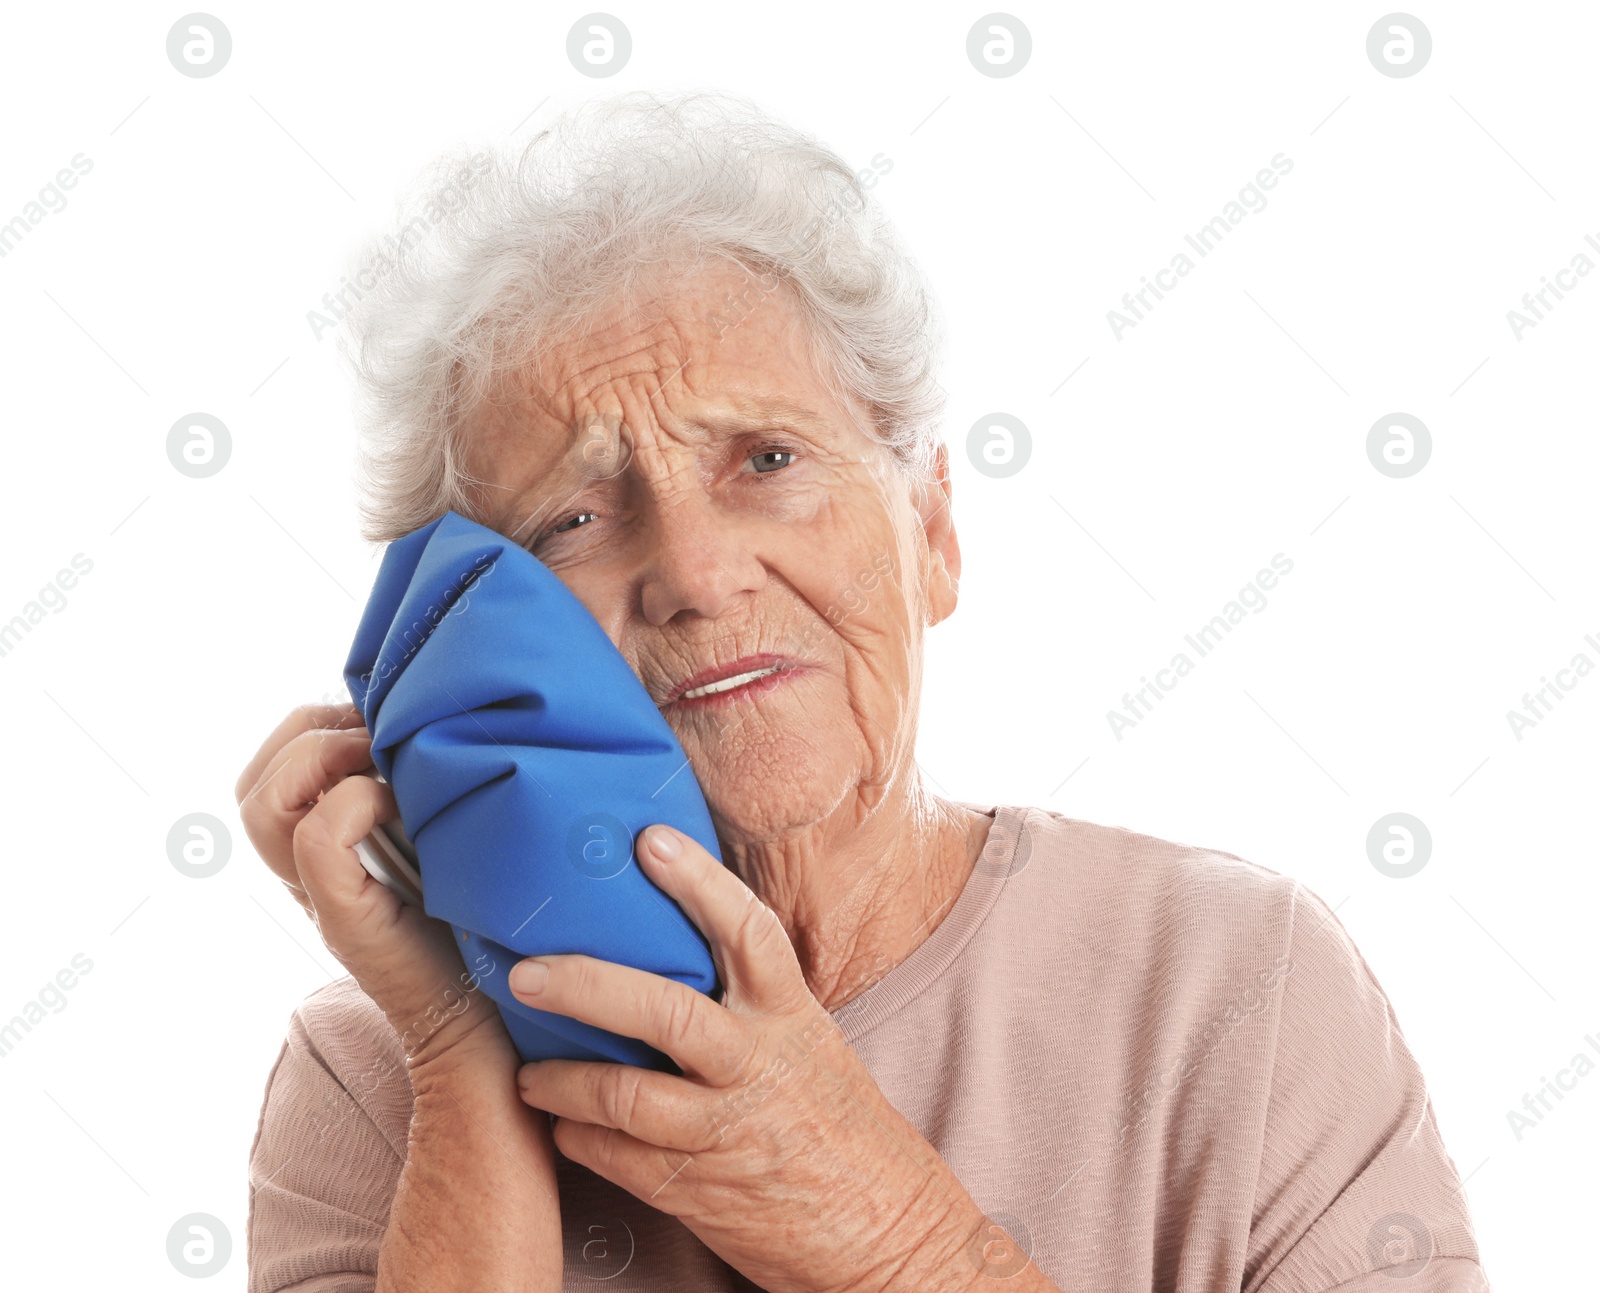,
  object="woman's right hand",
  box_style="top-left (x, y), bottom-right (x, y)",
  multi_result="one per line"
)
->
top-left (240, 703), bottom-right (565, 1292)
top-left (234, 701), bottom-right (515, 1078)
